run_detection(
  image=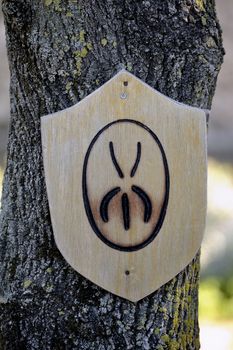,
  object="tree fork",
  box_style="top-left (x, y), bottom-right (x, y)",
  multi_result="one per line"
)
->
top-left (0, 0), bottom-right (223, 349)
